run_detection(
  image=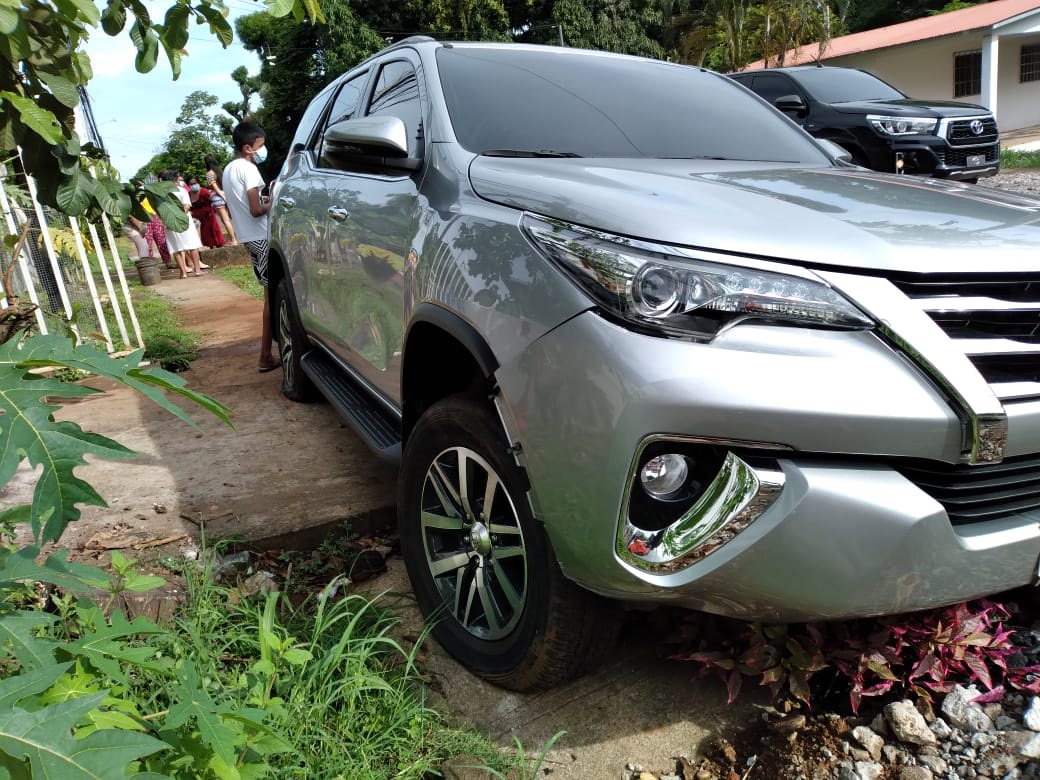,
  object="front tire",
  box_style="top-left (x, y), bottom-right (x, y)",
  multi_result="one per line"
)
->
top-left (399, 394), bottom-right (618, 691)
top-left (274, 278), bottom-right (315, 402)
